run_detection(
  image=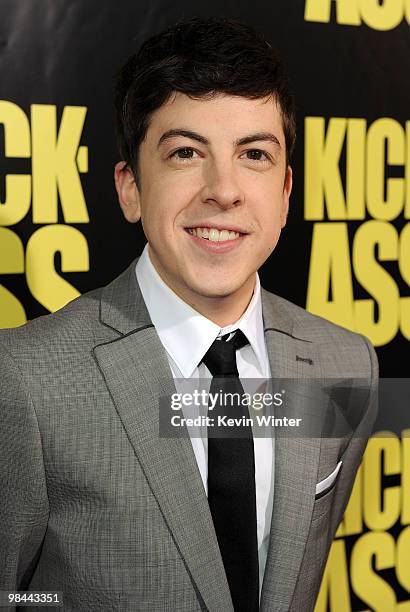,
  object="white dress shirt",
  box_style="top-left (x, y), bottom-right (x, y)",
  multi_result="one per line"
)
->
top-left (135, 244), bottom-right (274, 599)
